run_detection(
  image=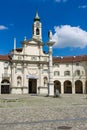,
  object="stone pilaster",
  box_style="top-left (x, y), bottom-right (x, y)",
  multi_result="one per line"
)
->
top-left (11, 63), bottom-right (16, 94)
top-left (83, 81), bottom-right (86, 94)
top-left (0, 84), bottom-right (1, 94)
top-left (11, 63), bottom-right (16, 87)
top-left (72, 83), bottom-right (75, 94)
top-left (23, 63), bottom-right (28, 94)
top-left (39, 64), bottom-right (42, 87)
top-left (61, 82), bottom-right (64, 94)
